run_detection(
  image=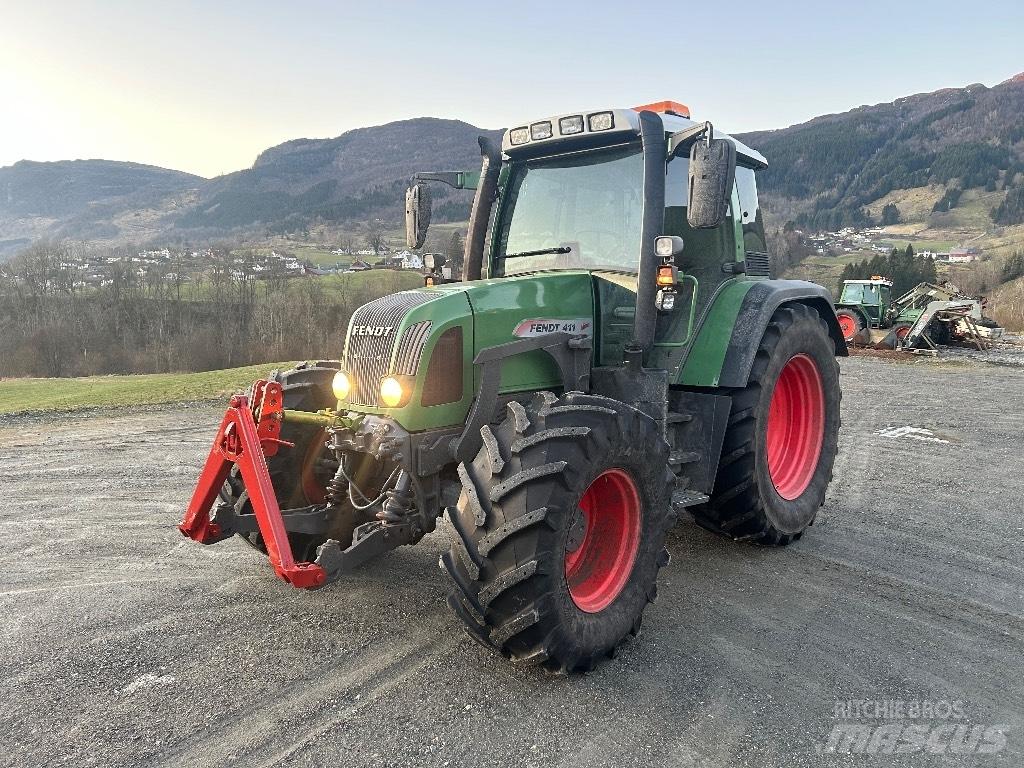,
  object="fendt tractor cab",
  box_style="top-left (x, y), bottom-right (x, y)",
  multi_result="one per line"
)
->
top-left (181, 101), bottom-right (846, 672)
